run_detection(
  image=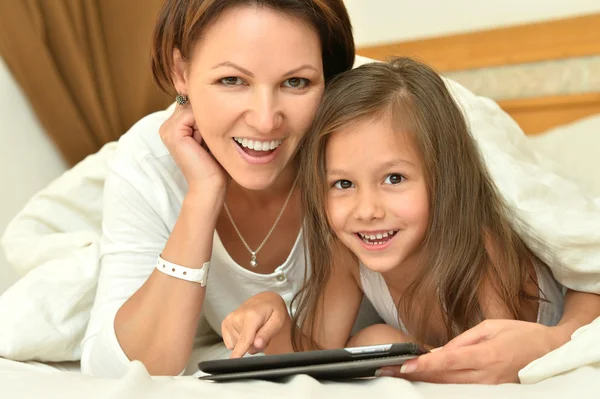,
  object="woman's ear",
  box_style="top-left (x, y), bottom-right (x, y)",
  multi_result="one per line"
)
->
top-left (172, 48), bottom-right (188, 95)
